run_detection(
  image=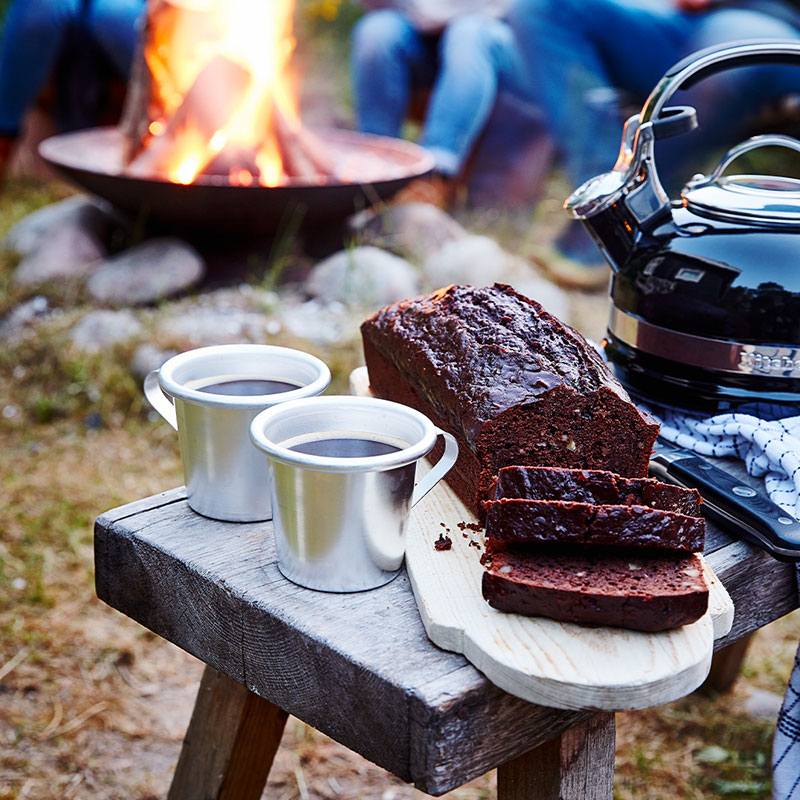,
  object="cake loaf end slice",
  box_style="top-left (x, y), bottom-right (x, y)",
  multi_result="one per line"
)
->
top-left (482, 548), bottom-right (709, 632)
